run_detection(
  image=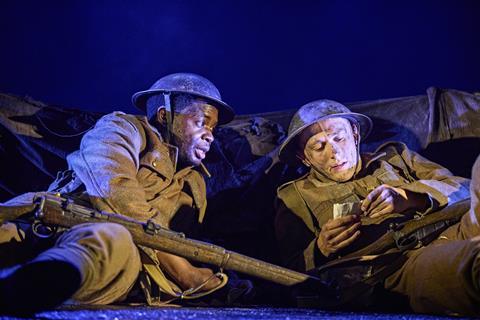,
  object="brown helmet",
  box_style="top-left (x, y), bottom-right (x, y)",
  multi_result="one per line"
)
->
top-left (278, 99), bottom-right (372, 164)
top-left (132, 73), bottom-right (234, 125)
